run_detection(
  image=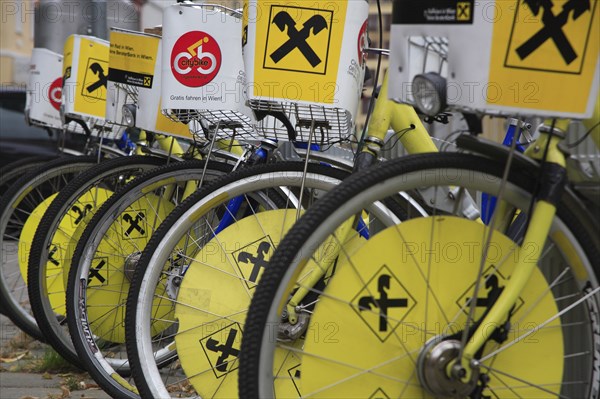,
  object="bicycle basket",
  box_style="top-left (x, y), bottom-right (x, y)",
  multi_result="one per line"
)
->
top-left (26, 48), bottom-right (65, 129)
top-left (388, 0), bottom-right (600, 119)
top-left (243, 0), bottom-right (369, 143)
top-left (161, 3), bottom-right (256, 142)
top-left (62, 34), bottom-right (119, 136)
